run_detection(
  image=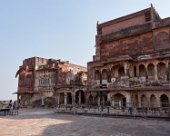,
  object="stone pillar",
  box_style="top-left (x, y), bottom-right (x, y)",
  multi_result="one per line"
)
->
top-left (136, 65), bottom-right (139, 78)
top-left (145, 65), bottom-right (148, 79)
top-left (165, 62), bottom-right (169, 81)
top-left (157, 96), bottom-right (161, 107)
top-left (100, 70), bottom-right (102, 84)
top-left (64, 93), bottom-right (67, 105)
top-left (124, 63), bottom-right (128, 77)
top-left (138, 94), bottom-right (141, 107)
top-left (154, 64), bottom-right (158, 80)
top-left (57, 93), bottom-right (60, 106)
top-left (98, 96), bottom-right (101, 106)
top-left (111, 98), bottom-right (115, 107)
top-left (107, 93), bottom-right (111, 102)
top-left (72, 92), bottom-right (75, 105)
top-left (79, 91), bottom-right (81, 105)
top-left (41, 96), bottom-right (44, 107)
top-left (147, 95), bottom-right (150, 108)
top-left (126, 94), bottom-right (132, 107)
